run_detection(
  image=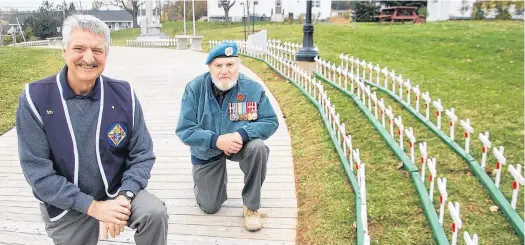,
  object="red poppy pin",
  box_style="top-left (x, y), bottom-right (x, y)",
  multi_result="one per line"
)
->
top-left (237, 94), bottom-right (245, 101)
